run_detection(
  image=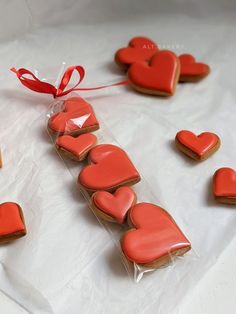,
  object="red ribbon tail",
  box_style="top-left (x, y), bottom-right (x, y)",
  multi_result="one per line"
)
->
top-left (74, 80), bottom-right (129, 92)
